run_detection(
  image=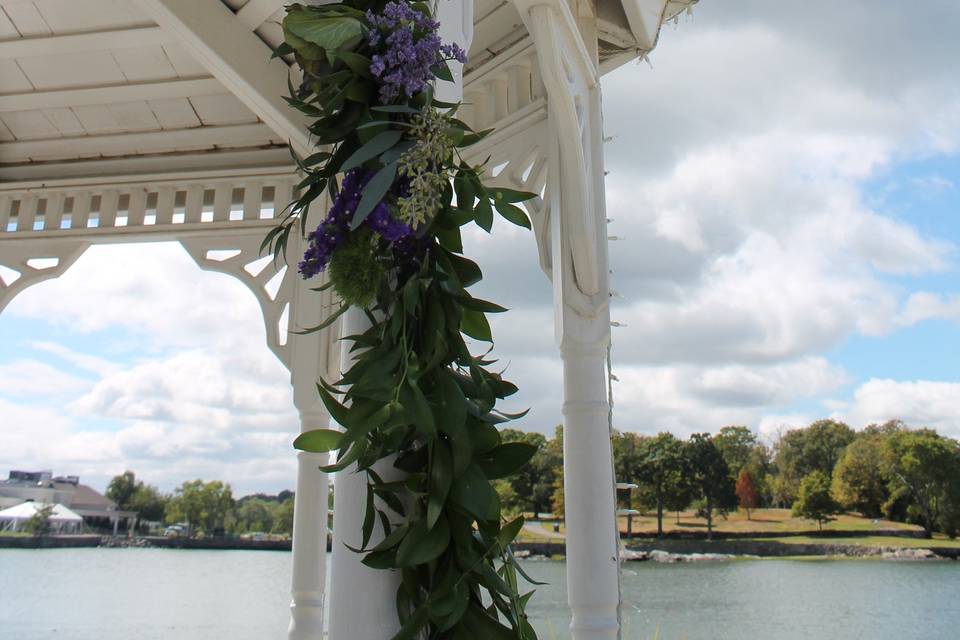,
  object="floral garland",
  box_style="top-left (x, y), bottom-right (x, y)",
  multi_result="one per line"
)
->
top-left (266, 1), bottom-right (542, 637)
